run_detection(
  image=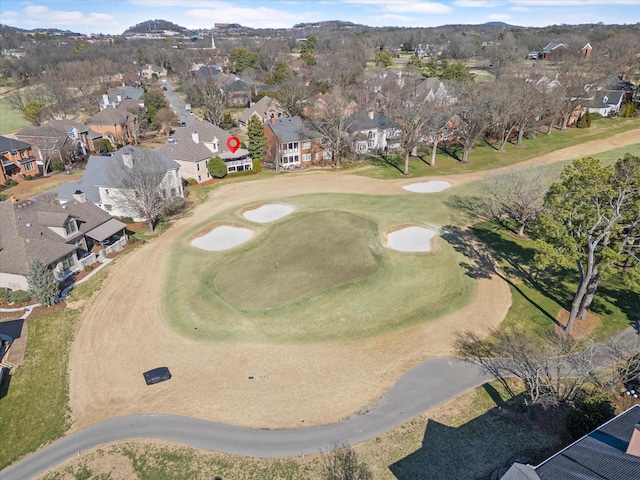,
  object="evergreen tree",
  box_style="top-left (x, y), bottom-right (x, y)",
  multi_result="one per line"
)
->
top-left (207, 156), bottom-right (227, 178)
top-left (27, 258), bottom-right (58, 307)
top-left (247, 116), bottom-right (266, 168)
